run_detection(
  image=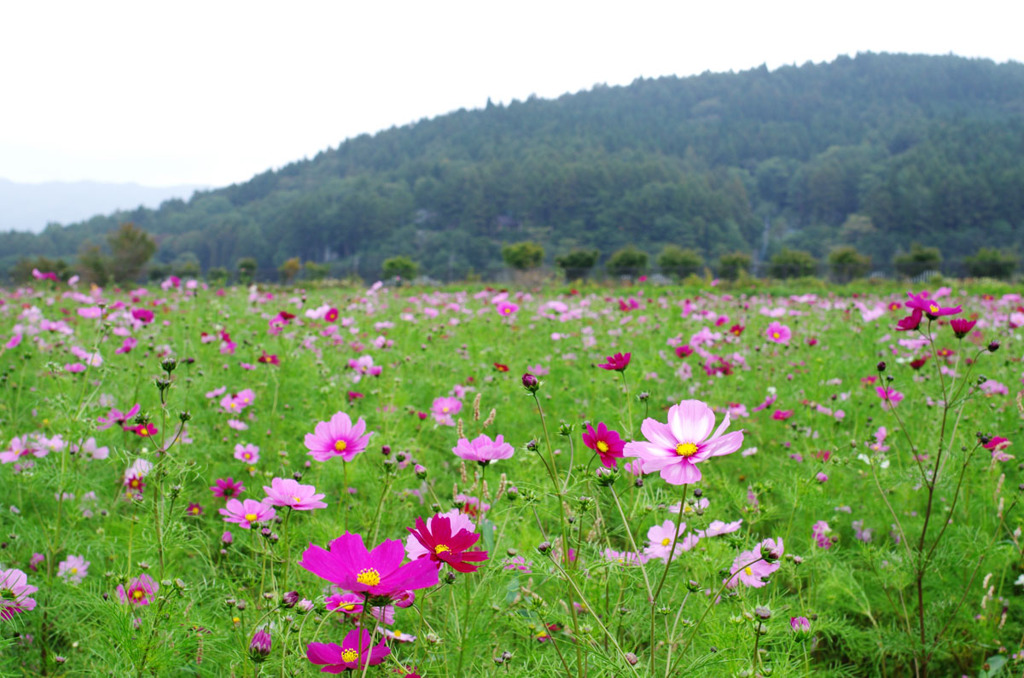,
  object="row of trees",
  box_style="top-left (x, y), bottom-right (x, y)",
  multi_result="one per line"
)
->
top-left (503, 240), bottom-right (1019, 282)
